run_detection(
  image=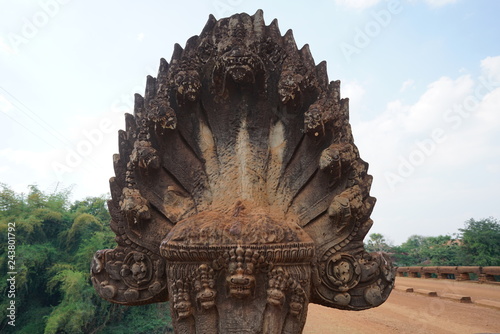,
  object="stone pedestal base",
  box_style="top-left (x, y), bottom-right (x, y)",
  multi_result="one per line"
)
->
top-left (160, 210), bottom-right (314, 334)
